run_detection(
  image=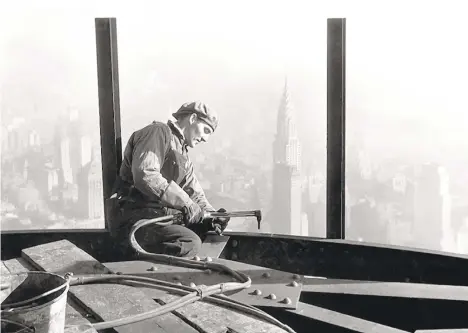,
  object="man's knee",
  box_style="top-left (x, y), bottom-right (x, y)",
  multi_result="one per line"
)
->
top-left (179, 227), bottom-right (202, 257)
top-left (136, 224), bottom-right (202, 257)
